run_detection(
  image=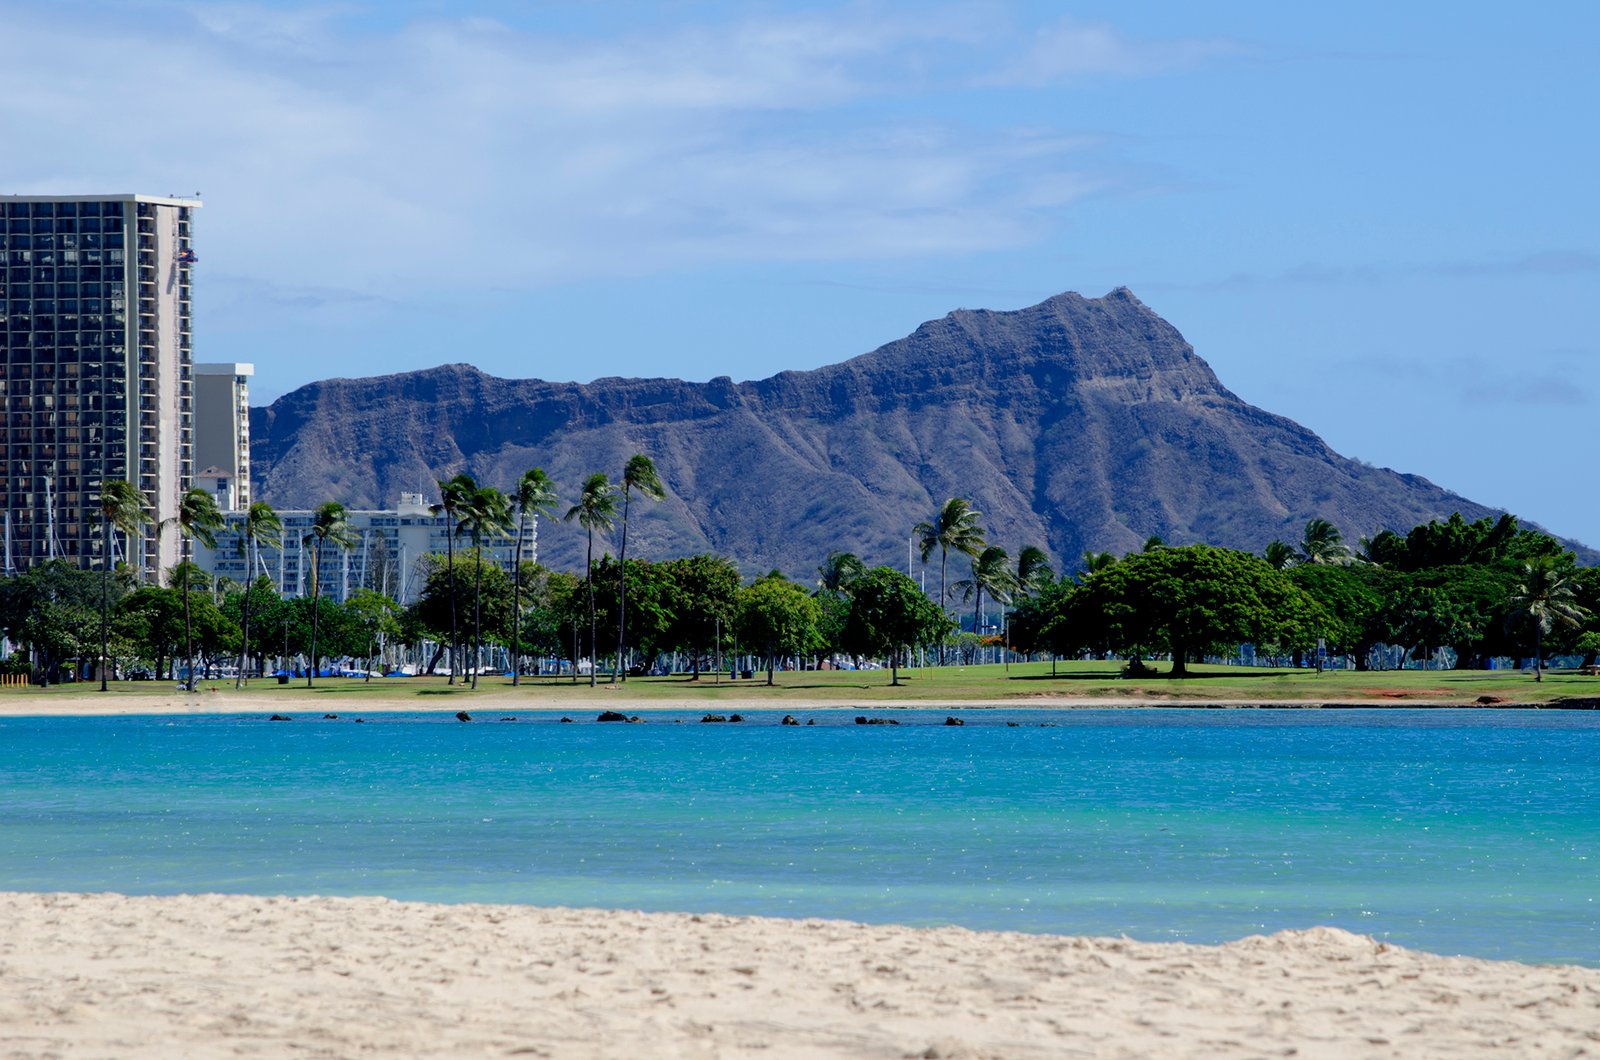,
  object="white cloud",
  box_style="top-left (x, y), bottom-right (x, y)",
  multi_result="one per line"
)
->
top-left (0, 3), bottom-right (1208, 299)
top-left (992, 17), bottom-right (1240, 85)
